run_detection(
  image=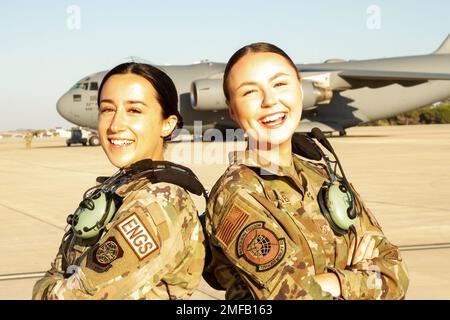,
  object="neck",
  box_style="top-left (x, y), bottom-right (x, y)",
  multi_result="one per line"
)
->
top-left (152, 140), bottom-right (165, 161)
top-left (247, 138), bottom-right (293, 168)
top-left (152, 150), bottom-right (164, 162)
